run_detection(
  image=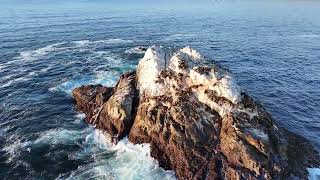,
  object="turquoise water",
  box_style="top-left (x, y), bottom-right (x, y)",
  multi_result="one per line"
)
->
top-left (0, 1), bottom-right (320, 179)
